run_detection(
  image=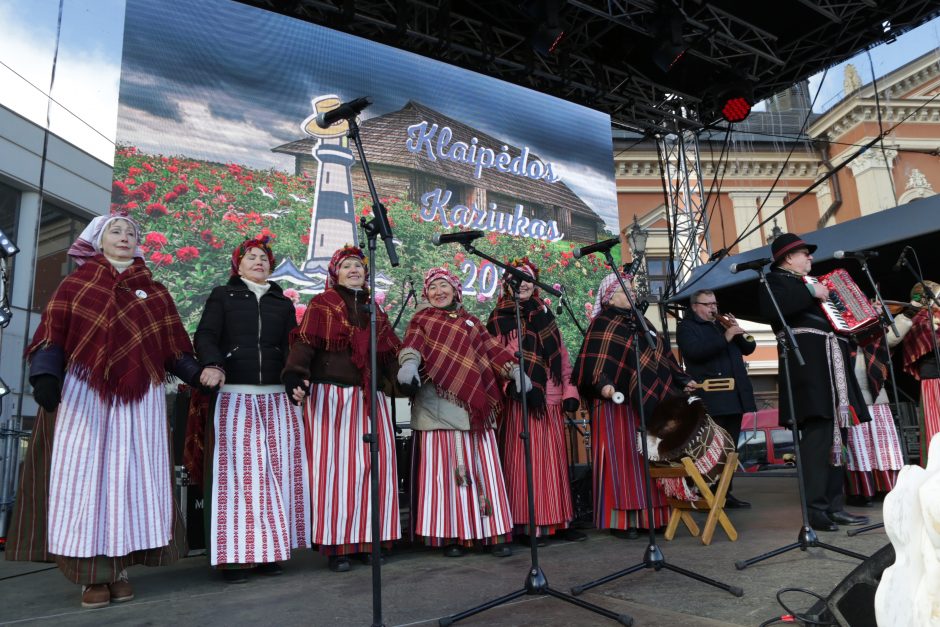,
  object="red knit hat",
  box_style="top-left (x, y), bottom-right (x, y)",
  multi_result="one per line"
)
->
top-left (422, 266), bottom-right (462, 303)
top-left (327, 245), bottom-right (368, 287)
top-left (230, 236), bottom-right (275, 276)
